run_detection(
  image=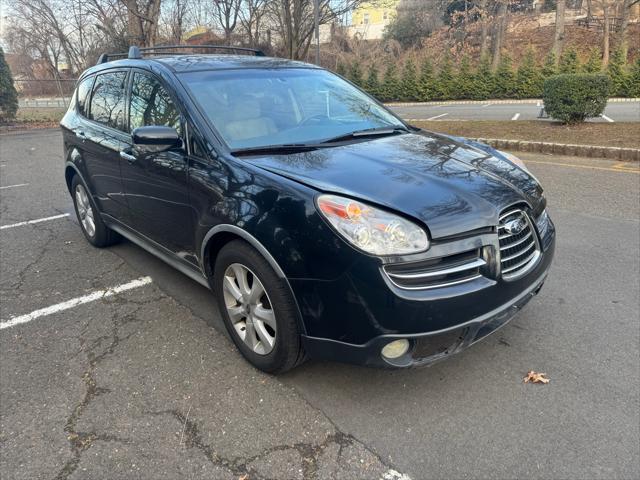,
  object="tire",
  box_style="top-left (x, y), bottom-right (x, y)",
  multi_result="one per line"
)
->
top-left (71, 175), bottom-right (119, 248)
top-left (214, 240), bottom-right (305, 373)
